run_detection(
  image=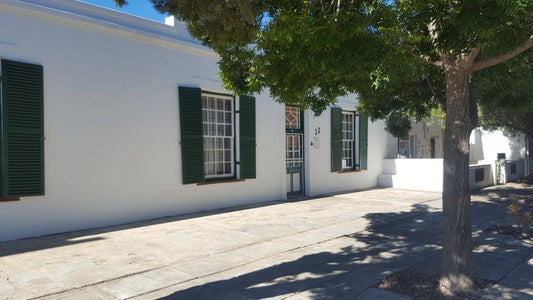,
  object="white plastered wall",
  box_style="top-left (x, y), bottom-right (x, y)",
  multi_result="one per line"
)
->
top-left (0, 2), bottom-right (391, 241)
top-left (408, 119), bottom-right (444, 158)
top-left (303, 95), bottom-right (389, 196)
top-left (0, 7), bottom-right (288, 241)
top-left (470, 129), bottom-right (527, 163)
